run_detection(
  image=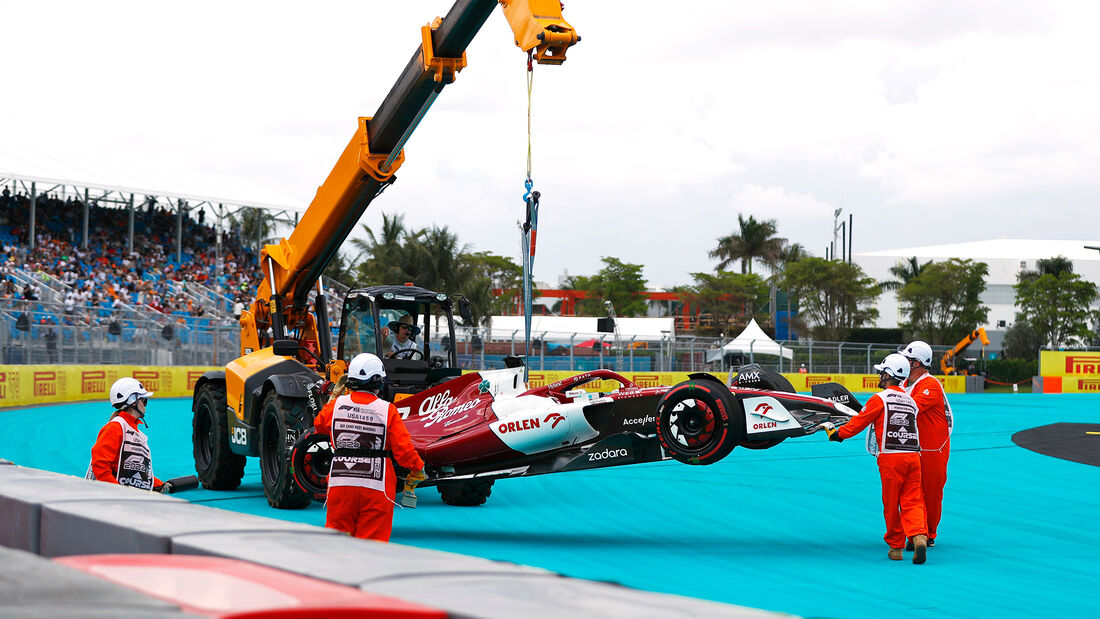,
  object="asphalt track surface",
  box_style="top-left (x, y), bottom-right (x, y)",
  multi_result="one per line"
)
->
top-left (5, 393), bottom-right (1099, 618)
